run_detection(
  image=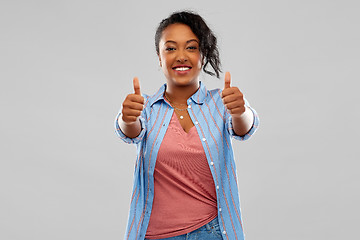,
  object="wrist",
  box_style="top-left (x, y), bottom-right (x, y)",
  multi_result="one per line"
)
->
top-left (230, 106), bottom-right (249, 120)
top-left (120, 115), bottom-right (139, 126)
